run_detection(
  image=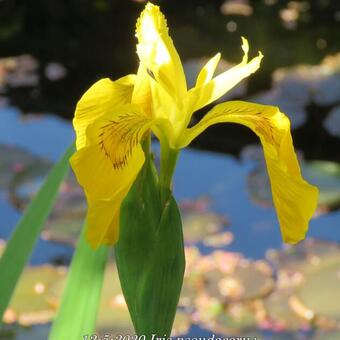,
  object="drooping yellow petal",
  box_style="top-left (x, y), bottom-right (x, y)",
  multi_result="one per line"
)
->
top-left (188, 38), bottom-right (263, 113)
top-left (136, 3), bottom-right (187, 102)
top-left (70, 143), bottom-right (145, 247)
top-left (180, 101), bottom-right (318, 243)
top-left (195, 53), bottom-right (221, 87)
top-left (85, 191), bottom-right (126, 248)
top-left (73, 75), bottom-right (135, 150)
